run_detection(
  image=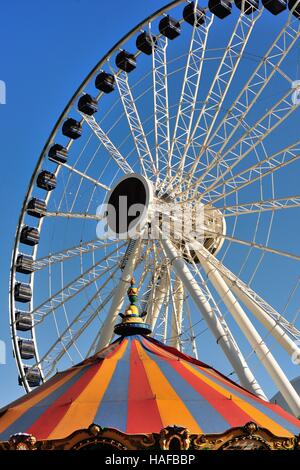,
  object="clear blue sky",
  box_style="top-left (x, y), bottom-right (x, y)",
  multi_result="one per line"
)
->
top-left (0, 0), bottom-right (299, 409)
